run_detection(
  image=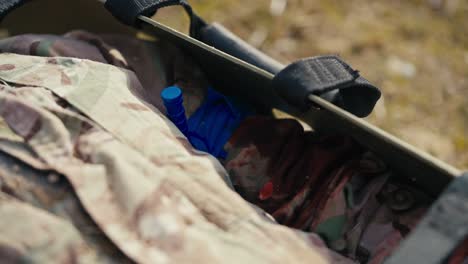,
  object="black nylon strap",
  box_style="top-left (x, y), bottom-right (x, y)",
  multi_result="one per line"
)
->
top-left (272, 55), bottom-right (381, 117)
top-left (0, 0), bottom-right (29, 21)
top-left (104, 0), bottom-right (206, 37)
top-left (385, 172), bottom-right (468, 264)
